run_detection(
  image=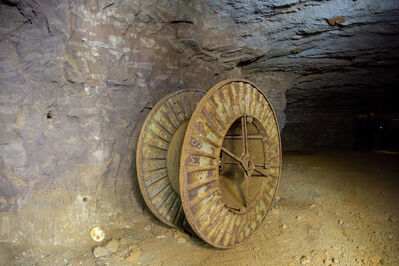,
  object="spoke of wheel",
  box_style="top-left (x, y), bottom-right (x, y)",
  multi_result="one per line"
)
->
top-left (221, 147), bottom-right (242, 164)
top-left (241, 177), bottom-right (250, 208)
top-left (222, 162), bottom-right (240, 165)
top-left (241, 115), bottom-right (248, 156)
top-left (253, 168), bottom-right (268, 177)
top-left (246, 177), bottom-right (250, 208)
top-left (224, 162), bottom-right (267, 168)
